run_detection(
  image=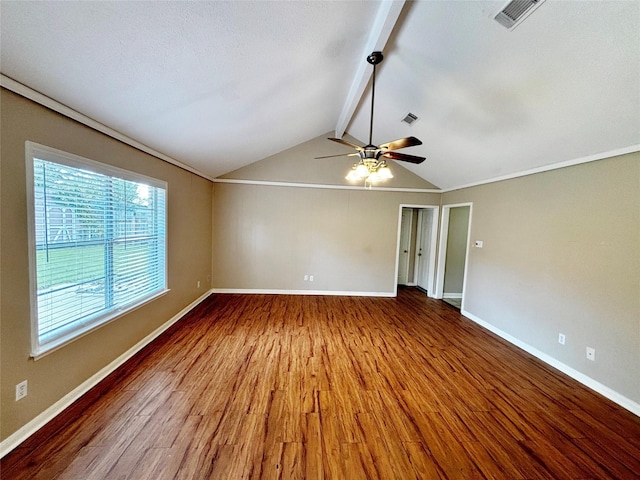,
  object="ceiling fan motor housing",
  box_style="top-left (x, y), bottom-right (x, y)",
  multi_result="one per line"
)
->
top-left (360, 145), bottom-right (379, 160)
